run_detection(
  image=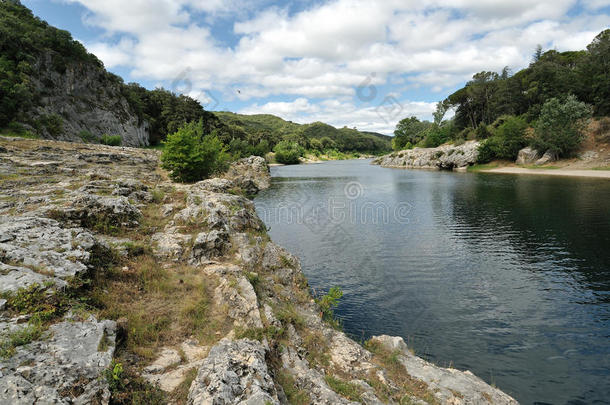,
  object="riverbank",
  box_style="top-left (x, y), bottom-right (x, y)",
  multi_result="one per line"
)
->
top-left (0, 137), bottom-right (517, 404)
top-left (479, 166), bottom-right (610, 178)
